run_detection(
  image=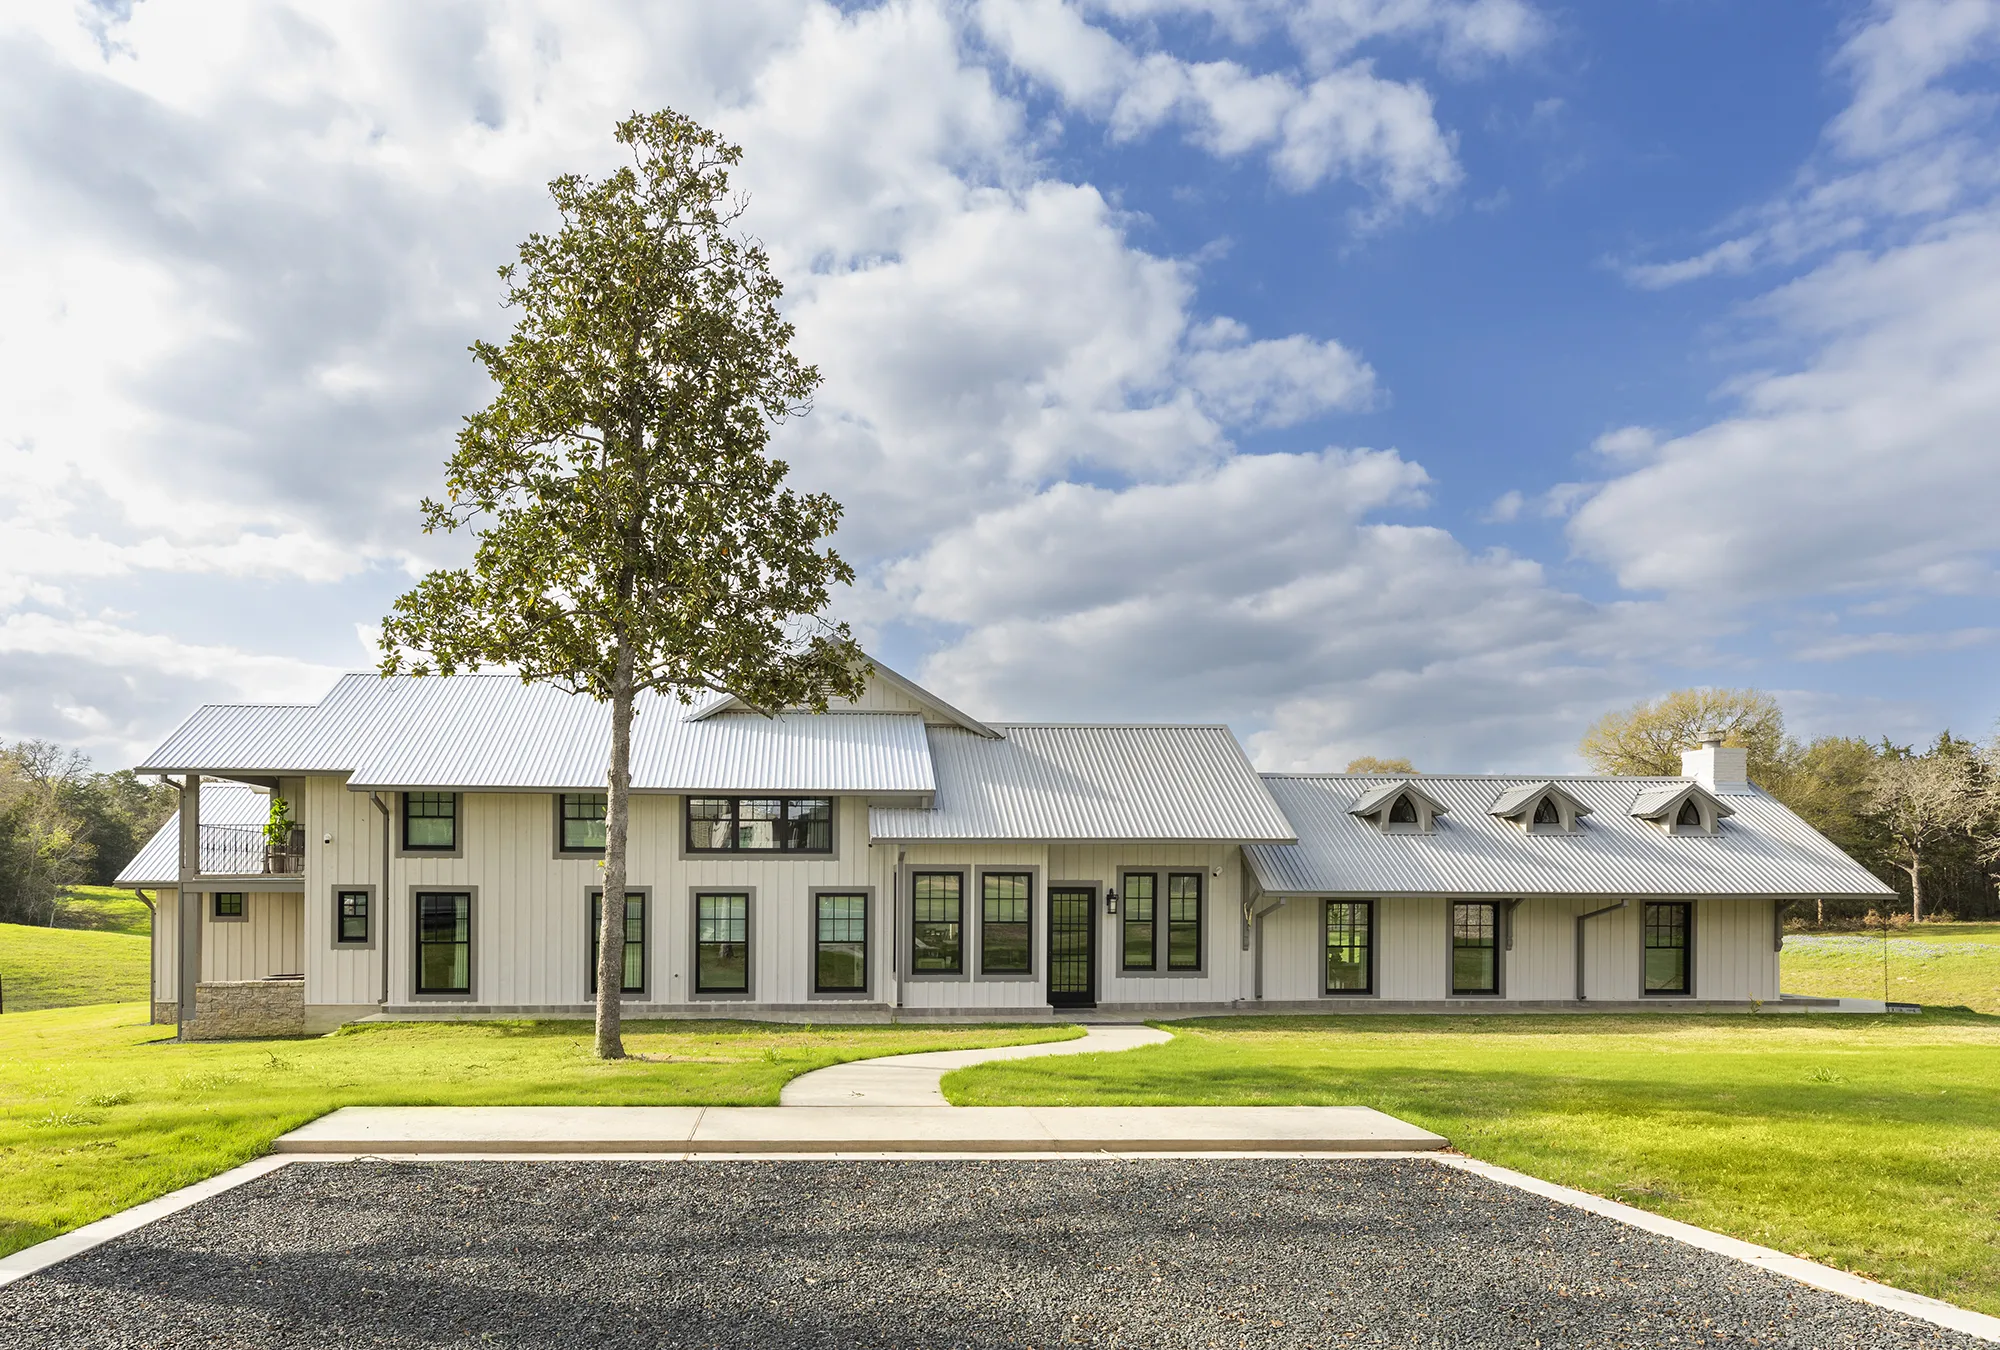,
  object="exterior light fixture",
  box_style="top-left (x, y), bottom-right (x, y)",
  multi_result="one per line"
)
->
top-left (1105, 886), bottom-right (1118, 914)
